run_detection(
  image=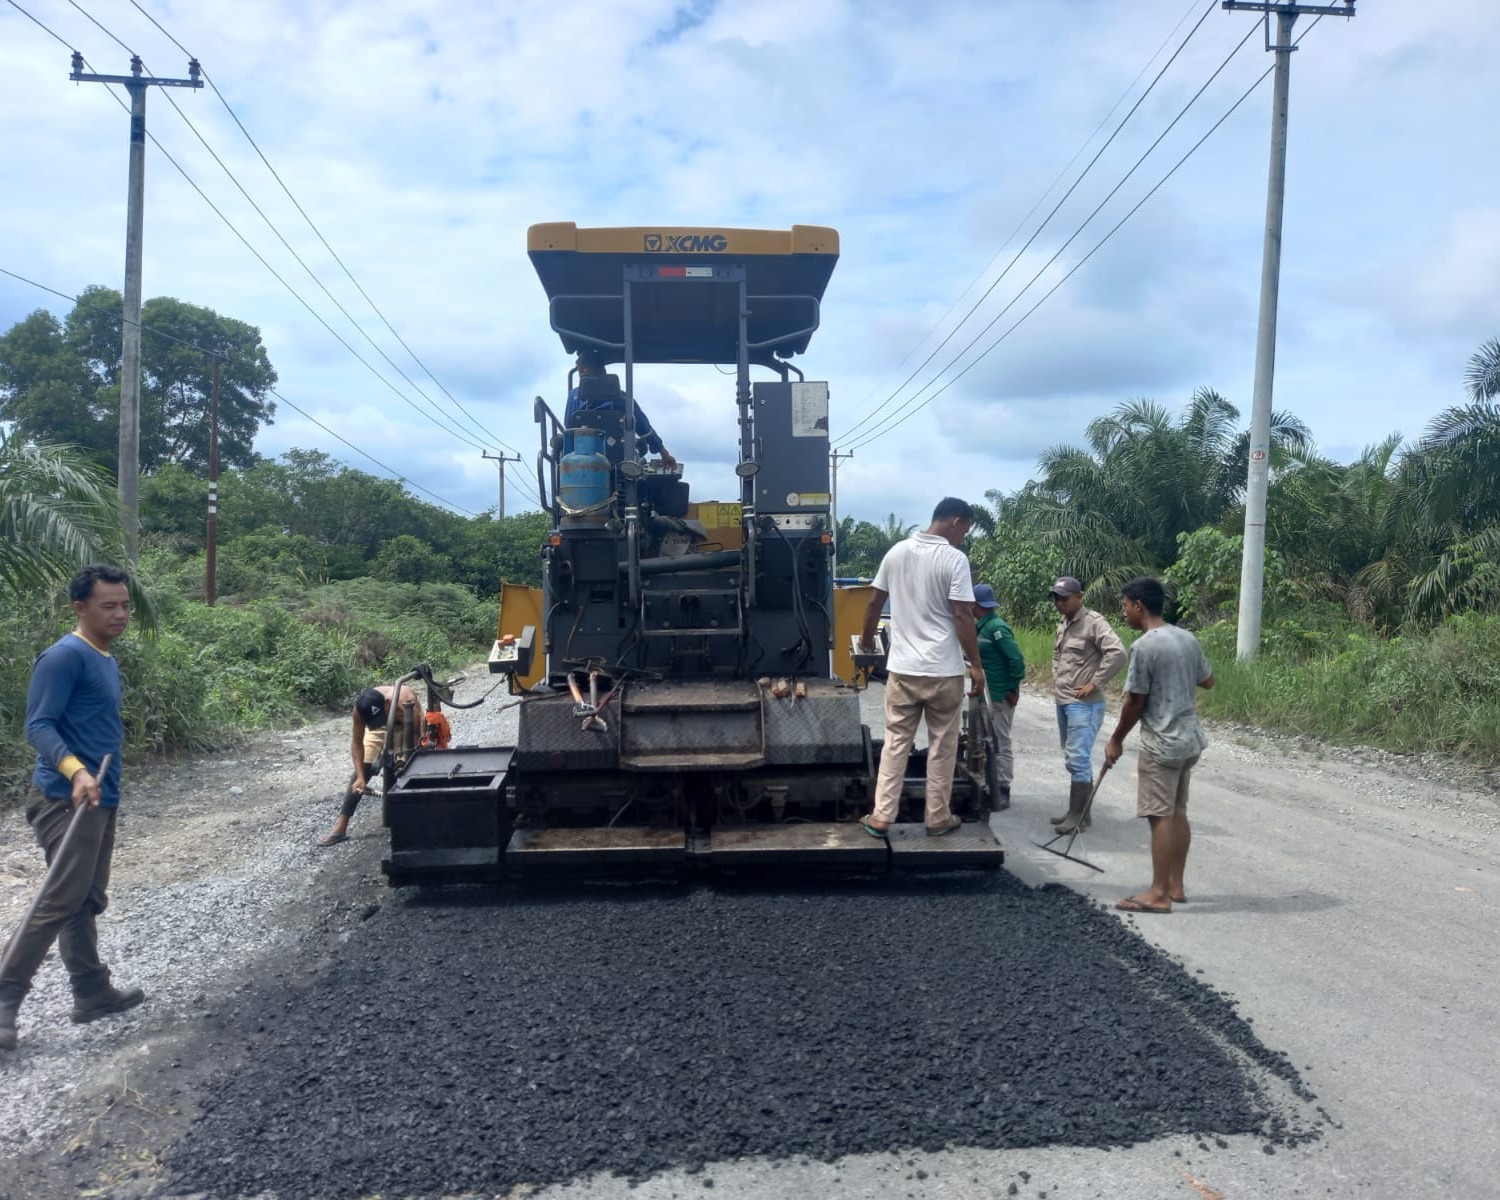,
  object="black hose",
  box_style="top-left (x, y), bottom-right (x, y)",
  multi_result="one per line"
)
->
top-left (631, 549), bottom-right (743, 576)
